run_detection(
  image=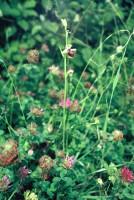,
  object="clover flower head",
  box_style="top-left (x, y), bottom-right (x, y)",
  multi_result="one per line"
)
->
top-left (41, 44), bottom-right (49, 52)
top-left (27, 49), bottom-right (39, 63)
top-left (0, 176), bottom-right (11, 191)
top-left (59, 98), bottom-right (72, 108)
top-left (120, 166), bottom-right (134, 183)
top-left (63, 155), bottom-right (75, 169)
top-left (48, 65), bottom-right (60, 75)
top-left (18, 166), bottom-right (30, 179)
top-left (28, 149), bottom-right (34, 155)
top-left (112, 130), bottom-right (123, 141)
